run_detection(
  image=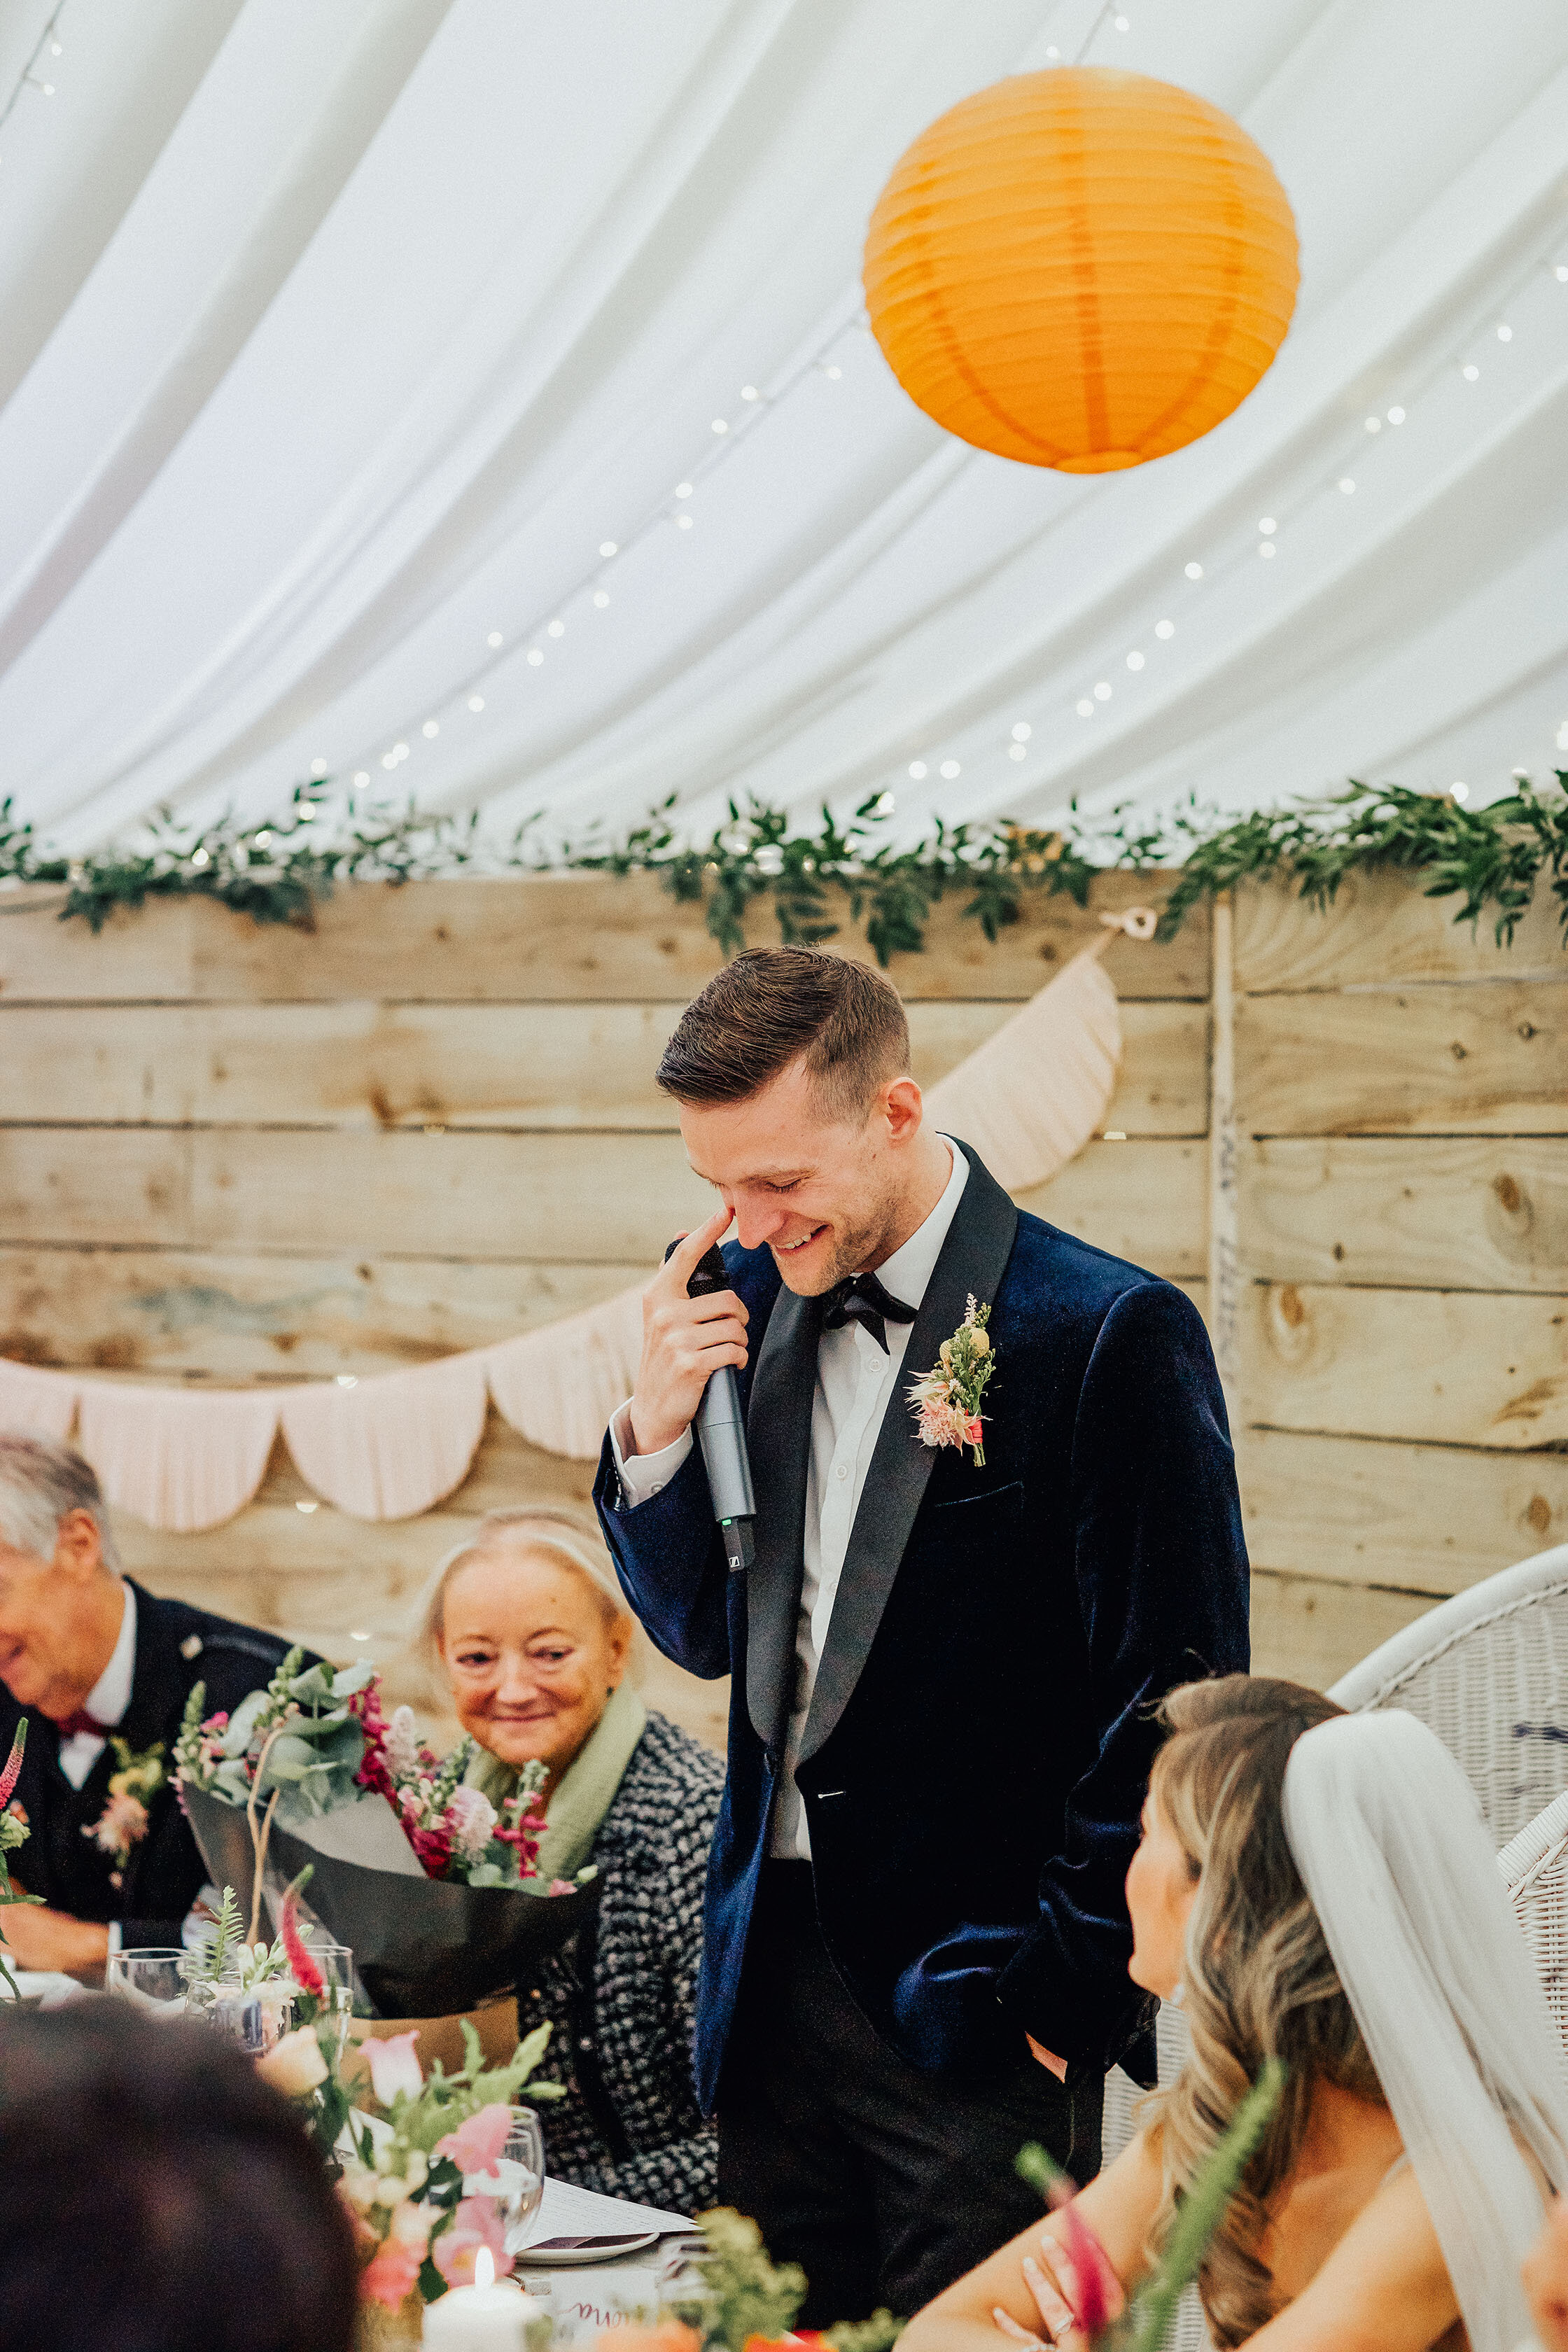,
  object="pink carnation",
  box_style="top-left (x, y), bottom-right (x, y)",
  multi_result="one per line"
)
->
top-left (433, 2197), bottom-right (513, 2289)
top-left (435, 2101), bottom-right (513, 2176)
top-left (363, 2029), bottom-right (424, 2106)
